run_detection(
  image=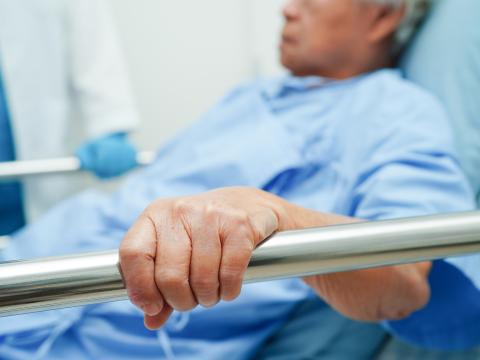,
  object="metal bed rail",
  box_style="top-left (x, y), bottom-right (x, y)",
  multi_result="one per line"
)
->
top-left (1, 211), bottom-right (480, 317)
top-left (0, 151), bottom-right (156, 181)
